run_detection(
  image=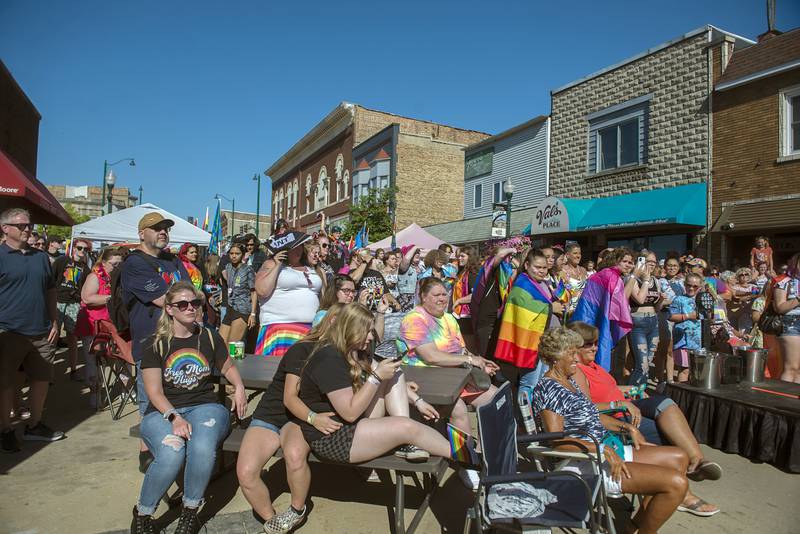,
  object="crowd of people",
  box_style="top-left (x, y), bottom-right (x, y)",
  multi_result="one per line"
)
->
top-left (2, 206), bottom-right (799, 534)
